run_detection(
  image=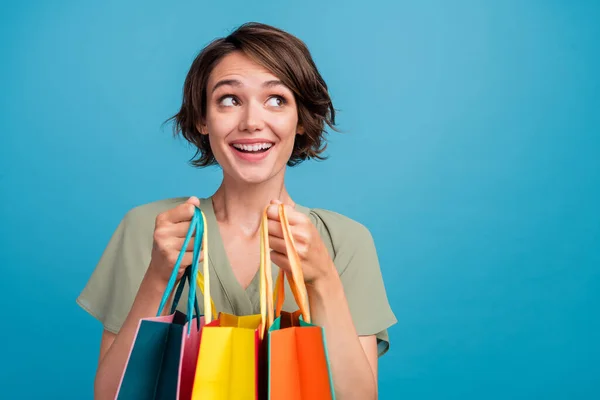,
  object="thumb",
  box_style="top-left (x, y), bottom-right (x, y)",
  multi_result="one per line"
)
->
top-left (186, 196), bottom-right (200, 207)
